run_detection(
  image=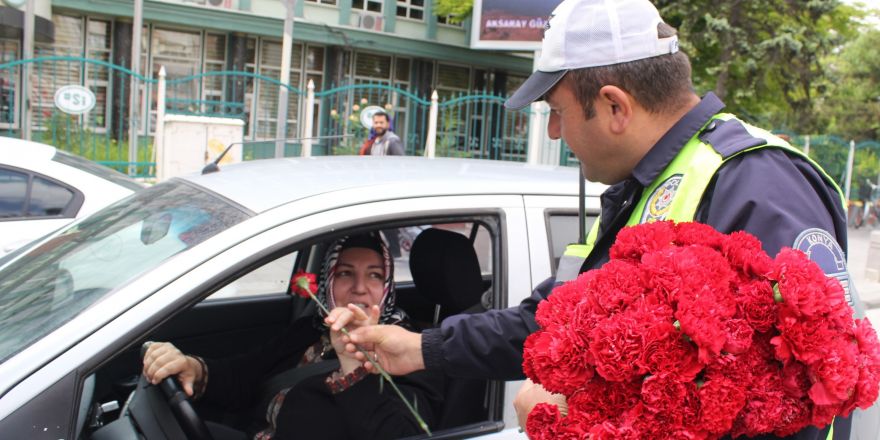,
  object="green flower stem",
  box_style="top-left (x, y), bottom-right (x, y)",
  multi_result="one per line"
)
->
top-left (309, 292), bottom-right (432, 436)
top-left (773, 283), bottom-right (784, 303)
